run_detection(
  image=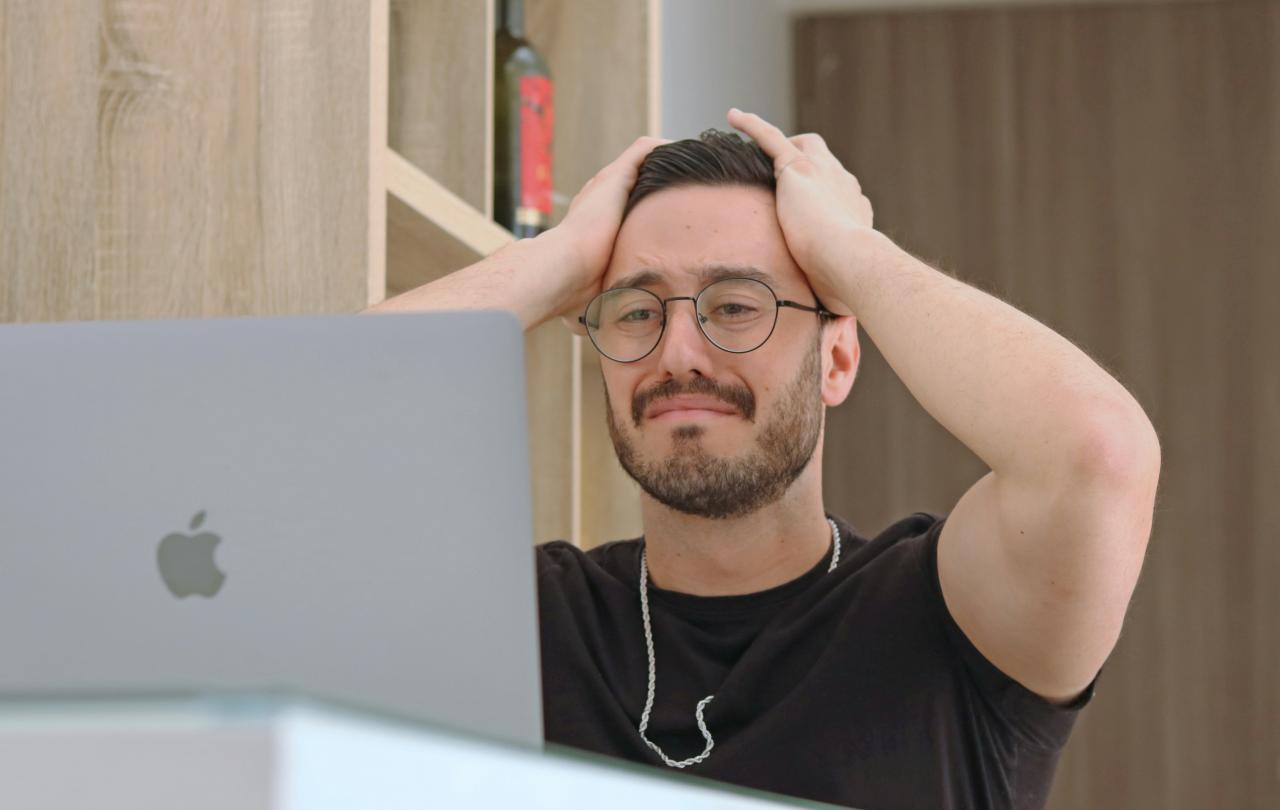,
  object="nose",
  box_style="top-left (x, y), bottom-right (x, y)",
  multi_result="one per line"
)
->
top-left (652, 297), bottom-right (716, 379)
